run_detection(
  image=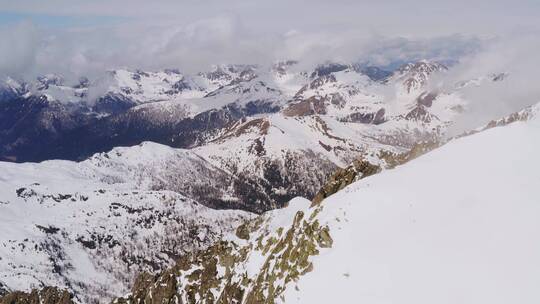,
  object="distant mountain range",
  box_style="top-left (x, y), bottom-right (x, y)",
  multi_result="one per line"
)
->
top-left (0, 58), bottom-right (527, 303)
